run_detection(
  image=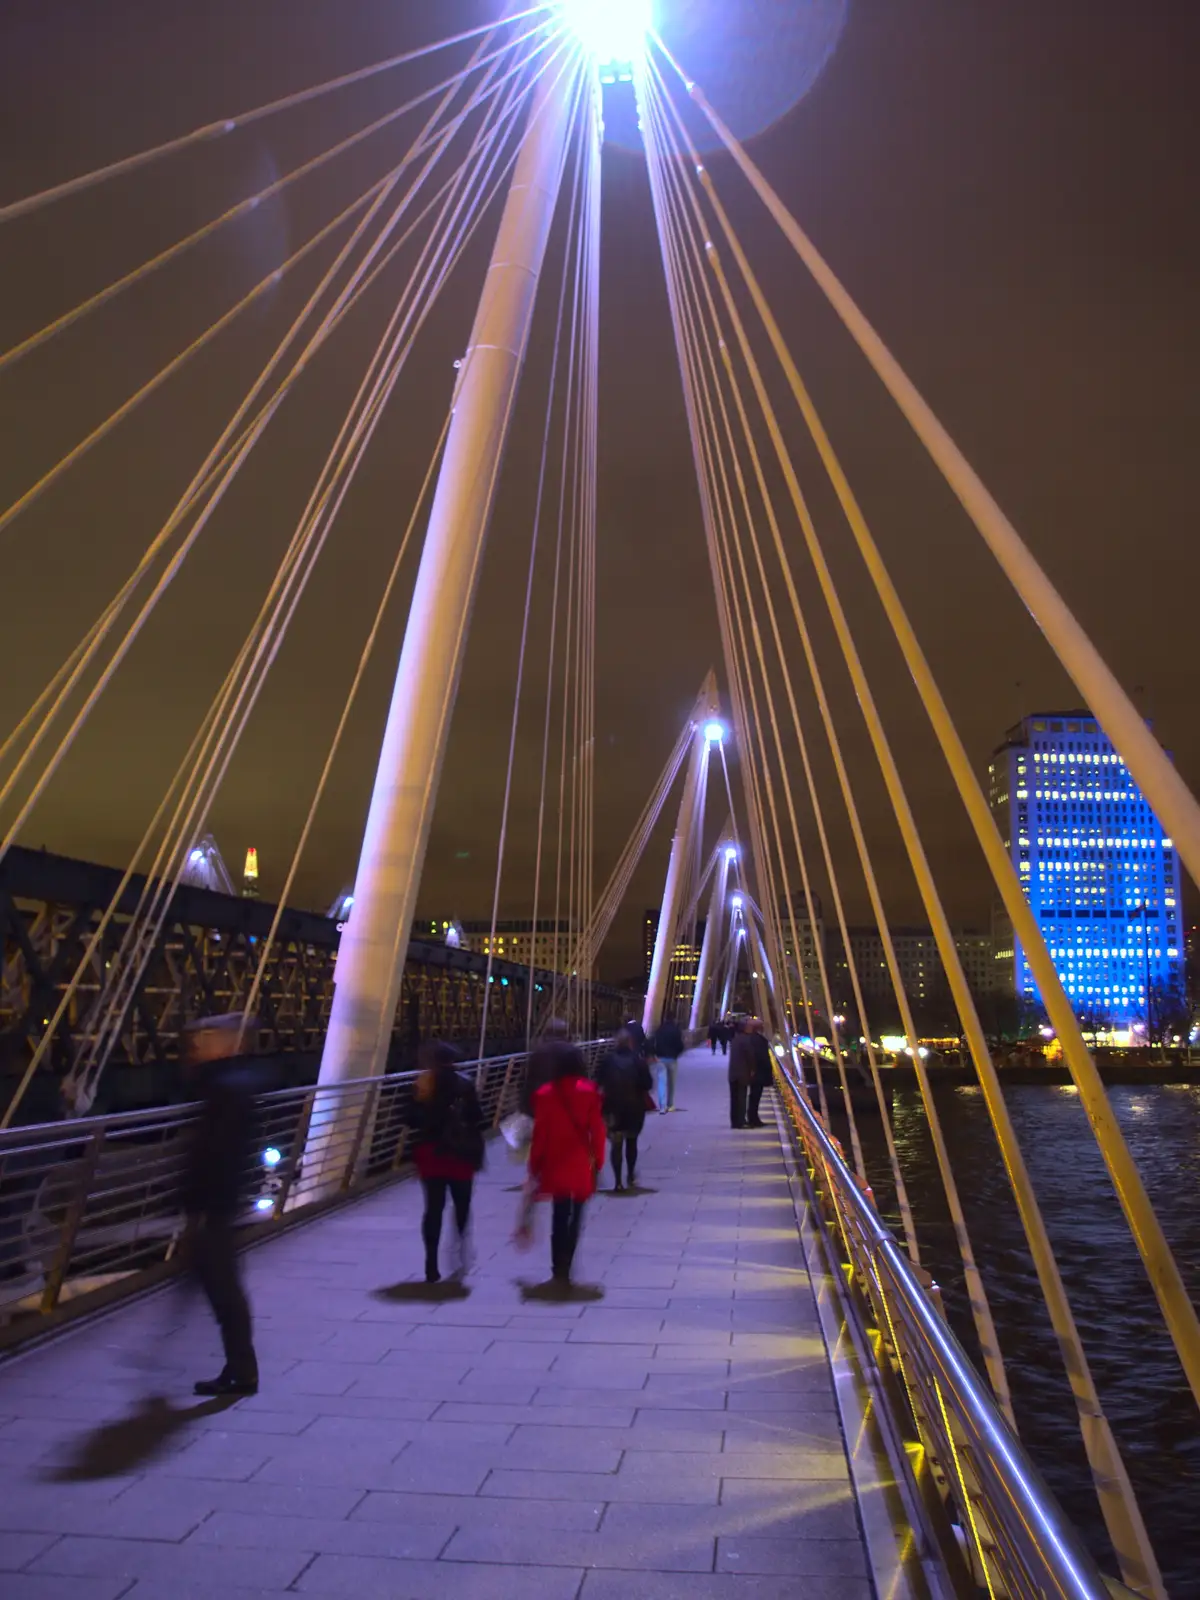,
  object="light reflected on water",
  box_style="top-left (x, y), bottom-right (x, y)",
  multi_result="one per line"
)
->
top-left (853, 1082), bottom-right (1200, 1592)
